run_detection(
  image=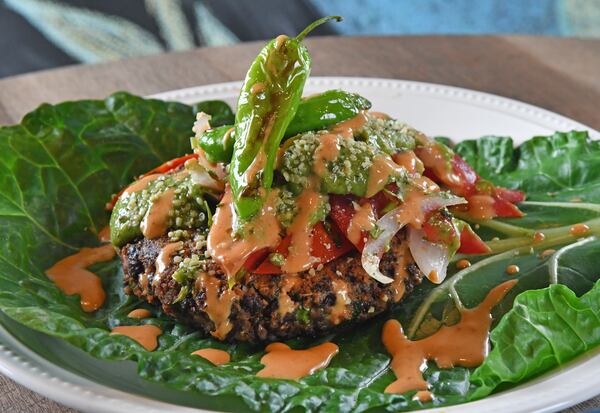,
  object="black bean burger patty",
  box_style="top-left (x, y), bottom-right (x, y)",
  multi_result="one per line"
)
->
top-left (121, 231), bottom-right (422, 343)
